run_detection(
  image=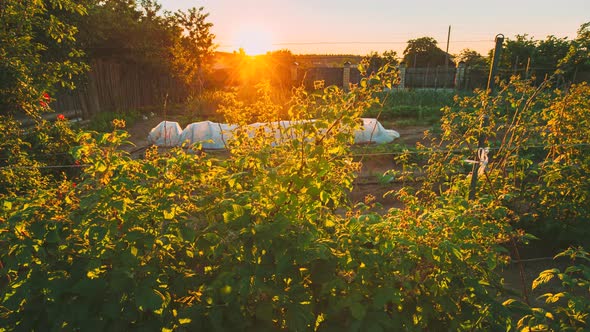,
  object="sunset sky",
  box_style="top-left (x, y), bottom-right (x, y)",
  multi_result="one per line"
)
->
top-left (159, 0), bottom-right (589, 56)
